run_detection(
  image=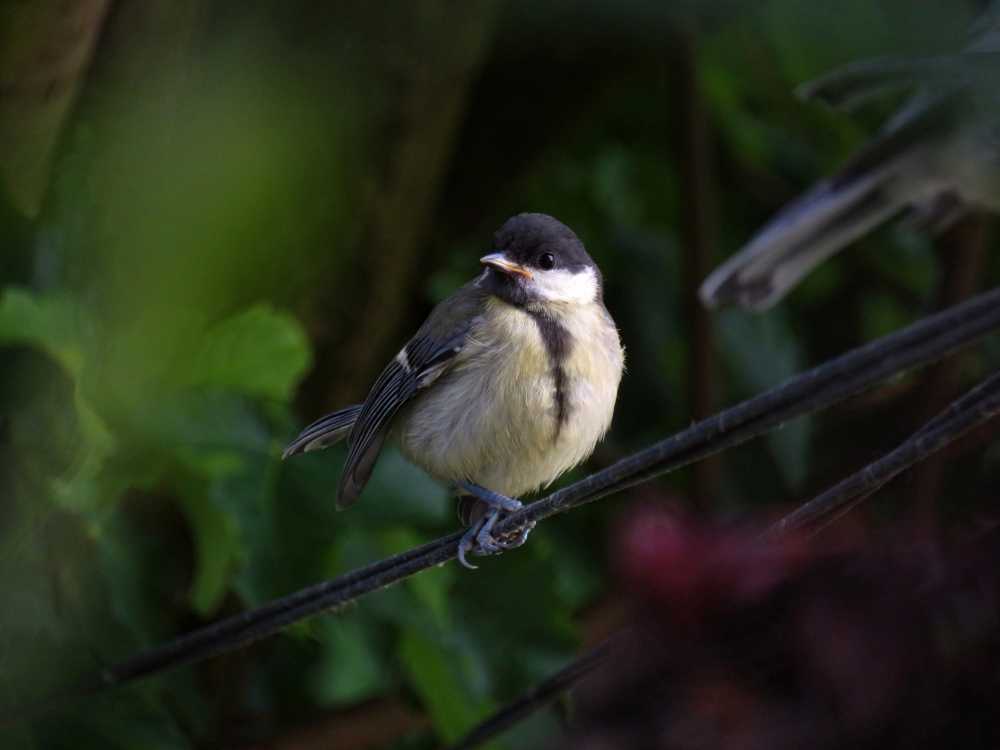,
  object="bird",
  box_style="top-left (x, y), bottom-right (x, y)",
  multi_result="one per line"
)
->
top-left (283, 213), bottom-right (625, 568)
top-left (699, 4), bottom-right (1000, 311)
